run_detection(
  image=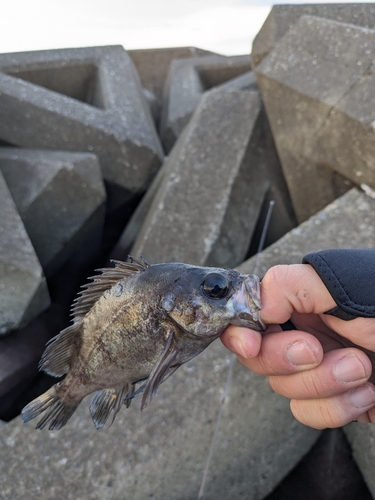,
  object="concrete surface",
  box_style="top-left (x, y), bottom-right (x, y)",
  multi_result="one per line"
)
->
top-left (254, 15), bottom-right (375, 221)
top-left (0, 171), bottom-right (50, 335)
top-left (252, 3), bottom-right (375, 67)
top-left (159, 54), bottom-right (251, 152)
top-left (0, 45), bottom-right (164, 211)
top-left (130, 87), bottom-right (269, 268)
top-left (0, 148), bottom-right (106, 276)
